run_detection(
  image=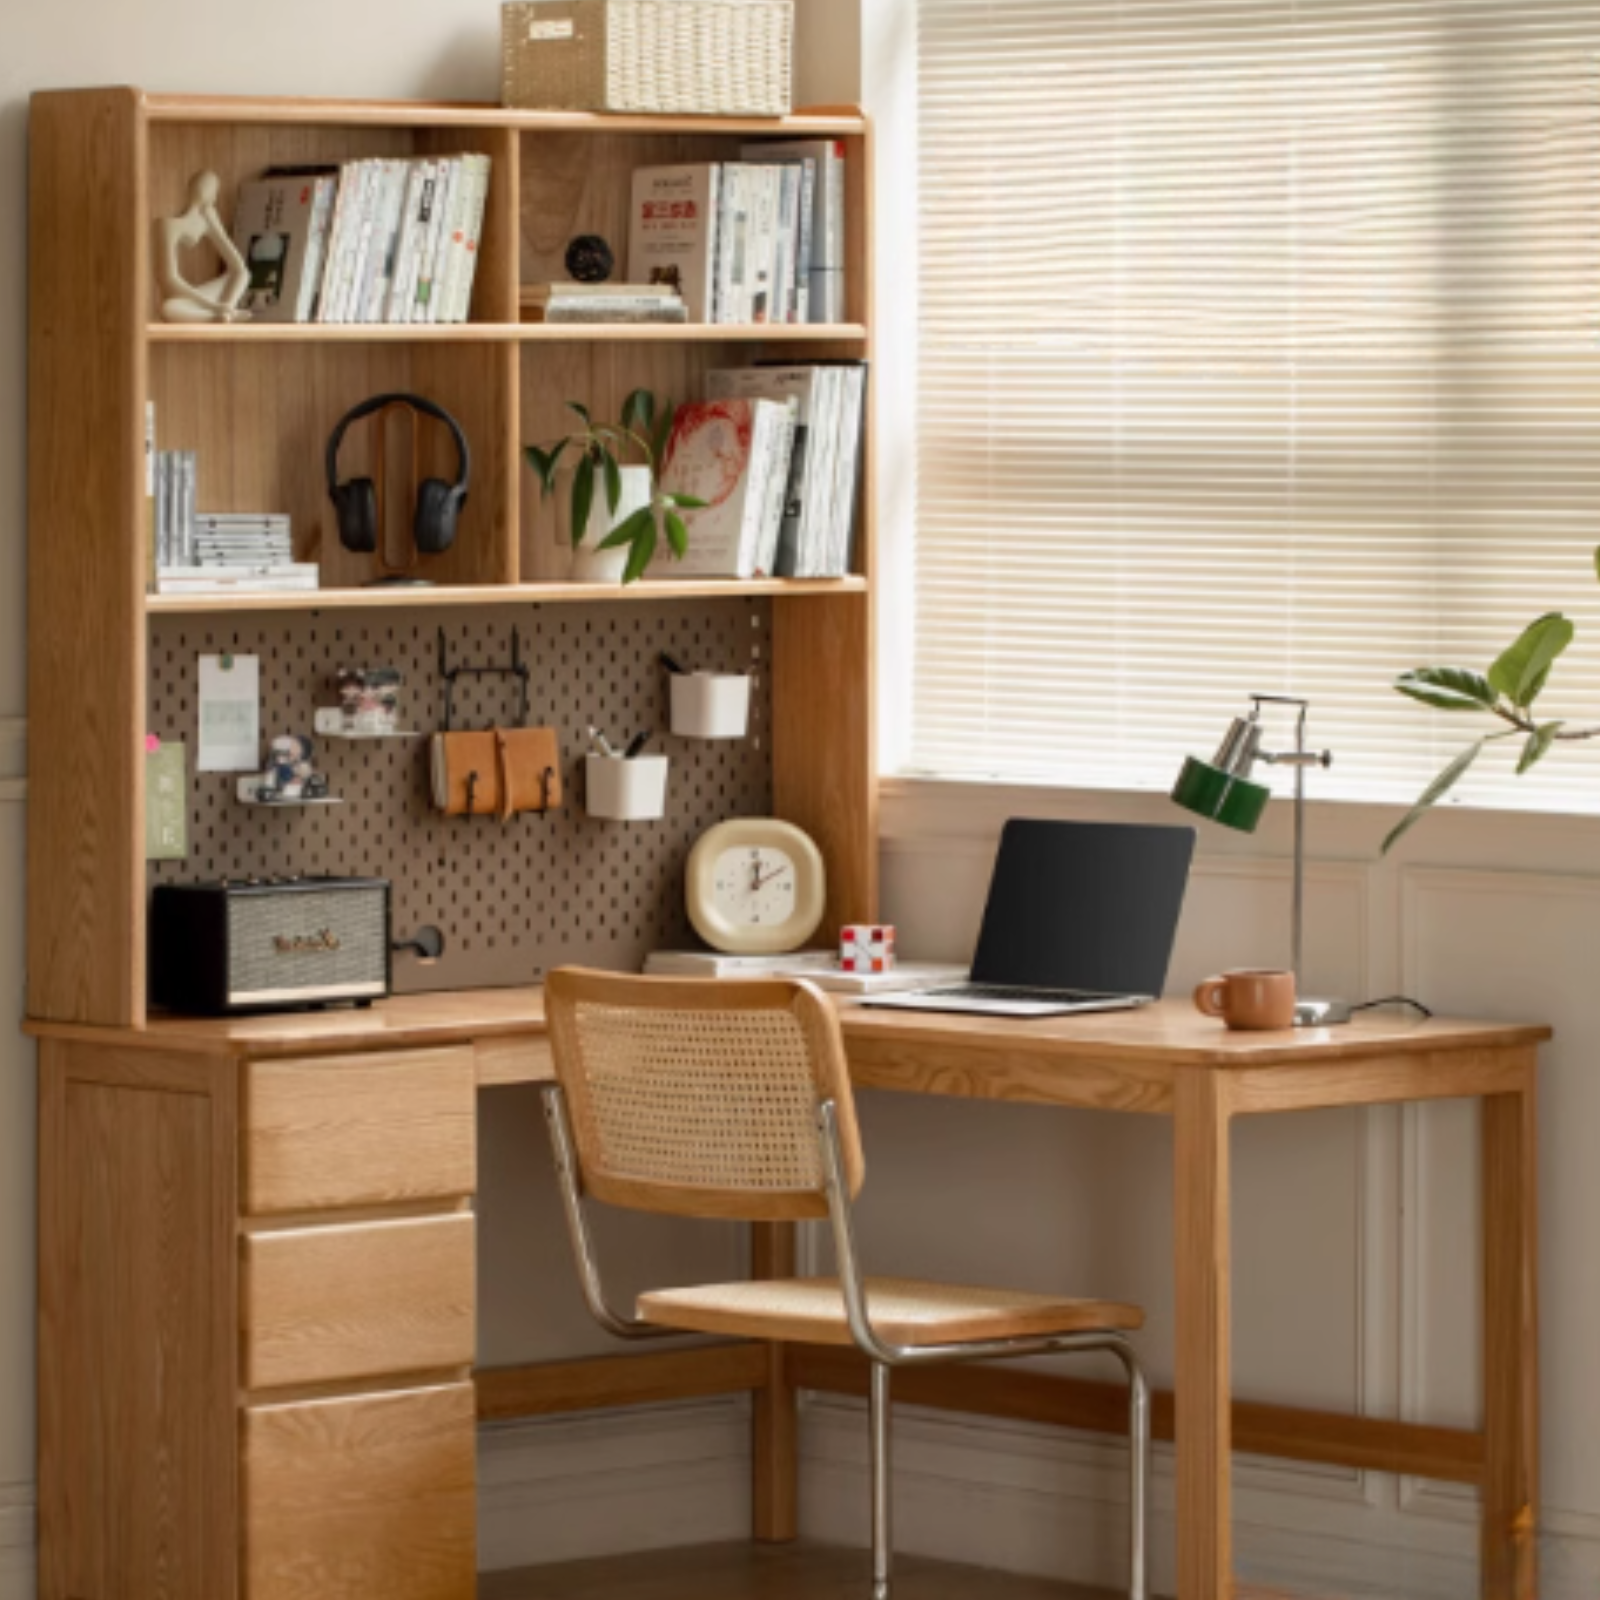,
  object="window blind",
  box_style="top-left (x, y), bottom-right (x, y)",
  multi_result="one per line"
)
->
top-left (911, 0), bottom-right (1600, 815)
